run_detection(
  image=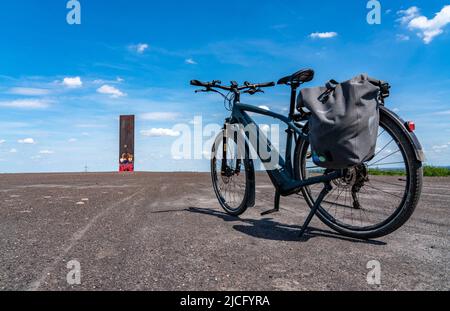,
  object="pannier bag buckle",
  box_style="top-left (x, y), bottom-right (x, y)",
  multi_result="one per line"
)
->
top-left (317, 79), bottom-right (339, 104)
top-left (380, 82), bottom-right (391, 99)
